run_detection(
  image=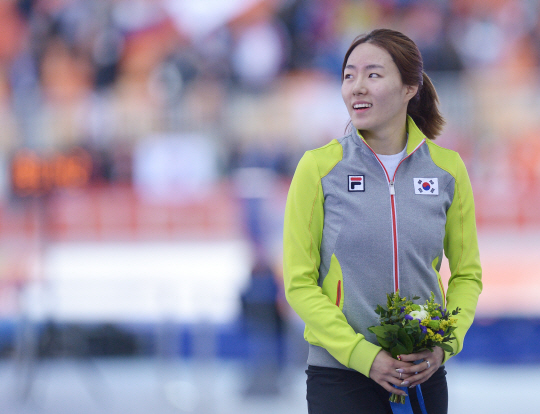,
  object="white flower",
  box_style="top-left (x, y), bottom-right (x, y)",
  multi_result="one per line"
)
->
top-left (409, 308), bottom-right (429, 320)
